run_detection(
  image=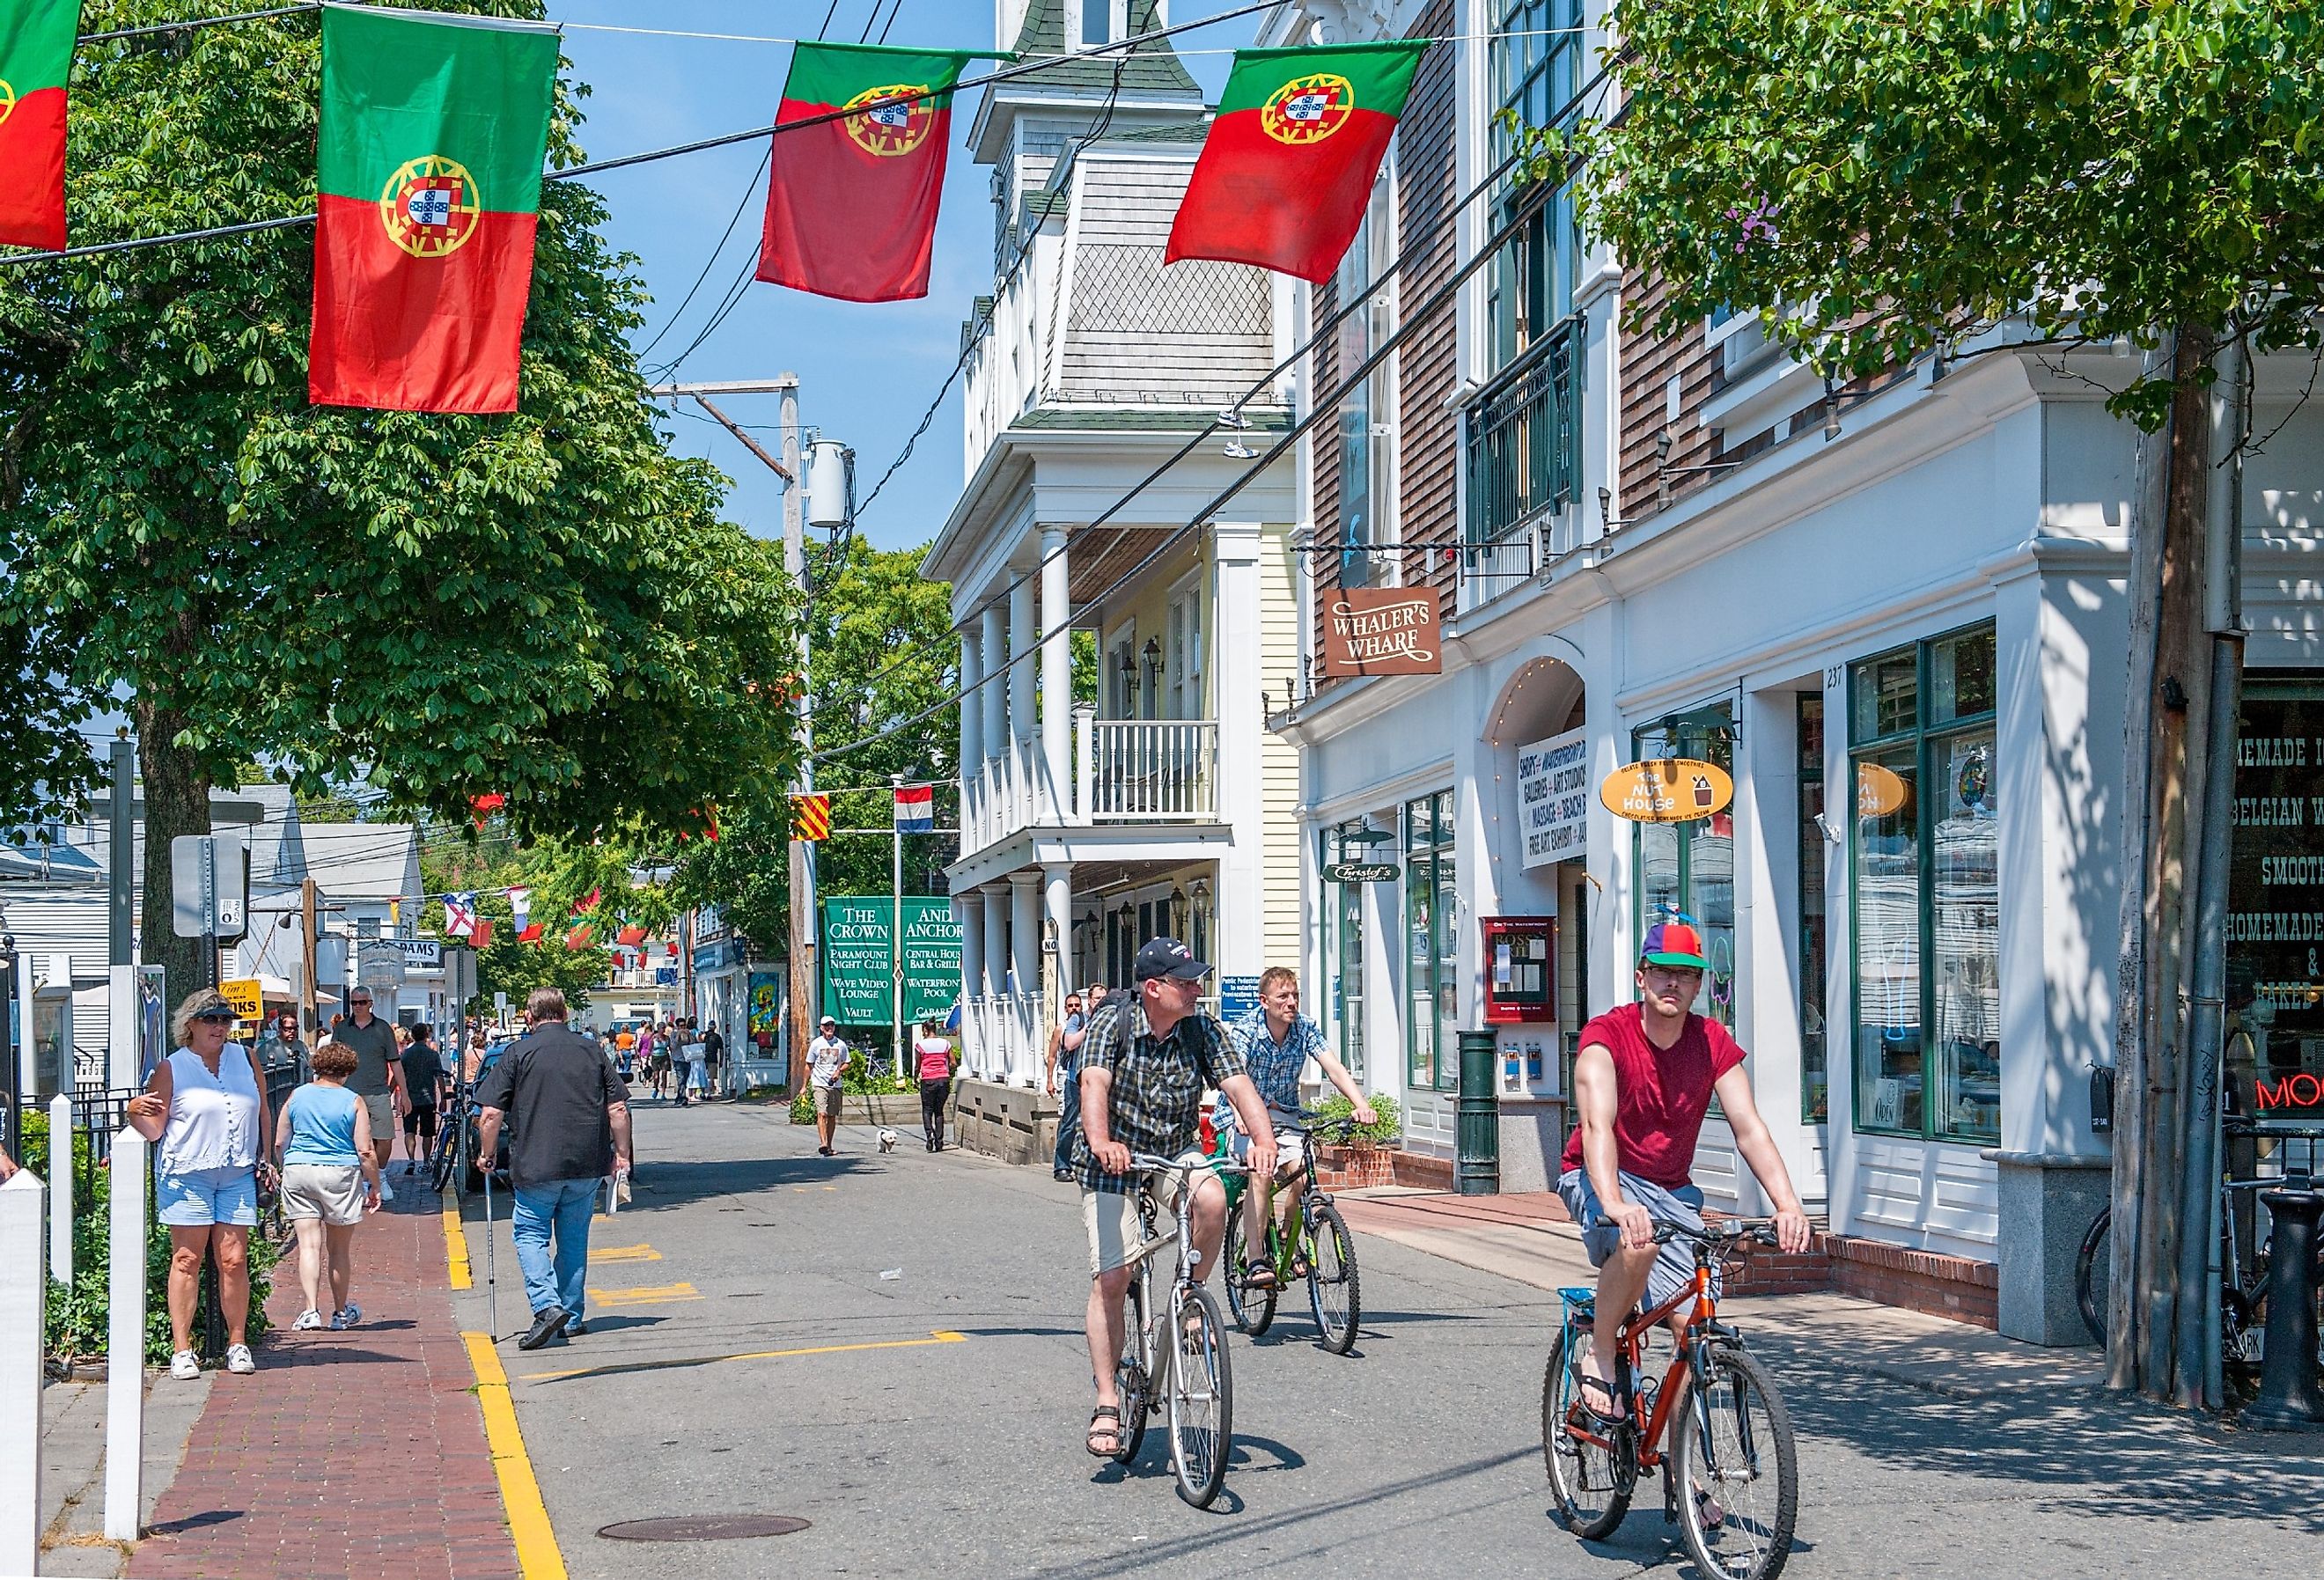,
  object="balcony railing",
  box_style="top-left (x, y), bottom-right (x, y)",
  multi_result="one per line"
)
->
top-left (1462, 315), bottom-right (1585, 599)
top-left (1087, 719), bottom-right (1217, 821)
